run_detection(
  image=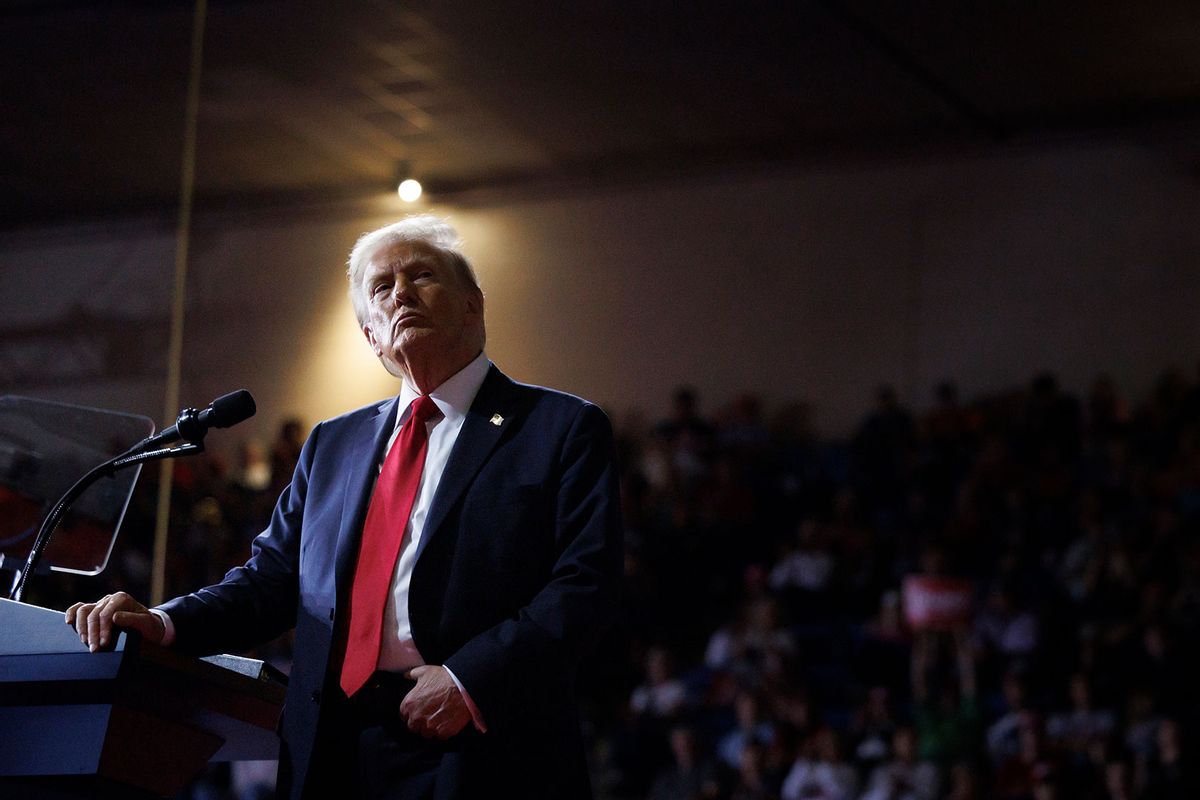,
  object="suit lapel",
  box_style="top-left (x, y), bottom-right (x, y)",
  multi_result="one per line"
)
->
top-left (333, 396), bottom-right (399, 593)
top-left (420, 366), bottom-right (518, 544)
